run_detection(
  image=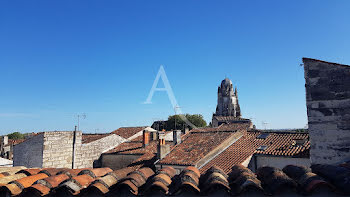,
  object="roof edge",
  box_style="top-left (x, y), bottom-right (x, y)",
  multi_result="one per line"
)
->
top-left (302, 57), bottom-right (350, 68)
